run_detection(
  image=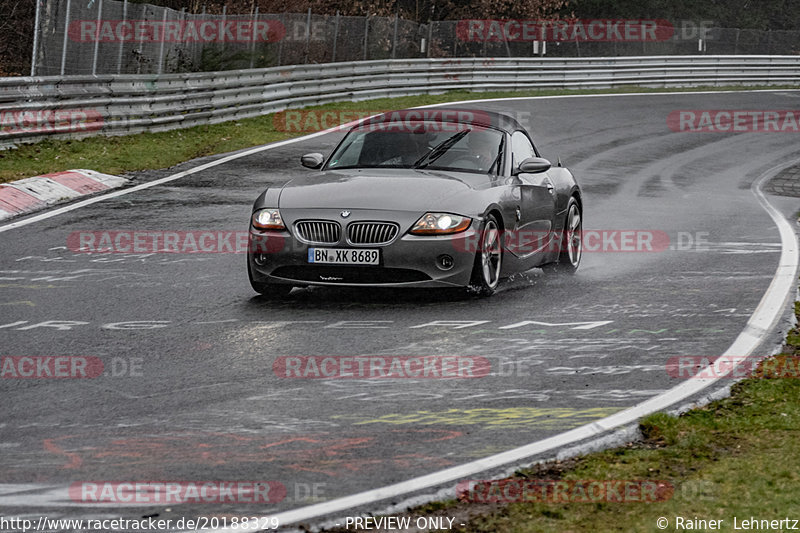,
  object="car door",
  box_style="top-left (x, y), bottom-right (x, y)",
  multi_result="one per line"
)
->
top-left (507, 131), bottom-right (556, 257)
